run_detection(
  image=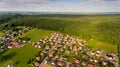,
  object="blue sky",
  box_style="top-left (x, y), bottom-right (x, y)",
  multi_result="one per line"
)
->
top-left (0, 0), bottom-right (120, 12)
